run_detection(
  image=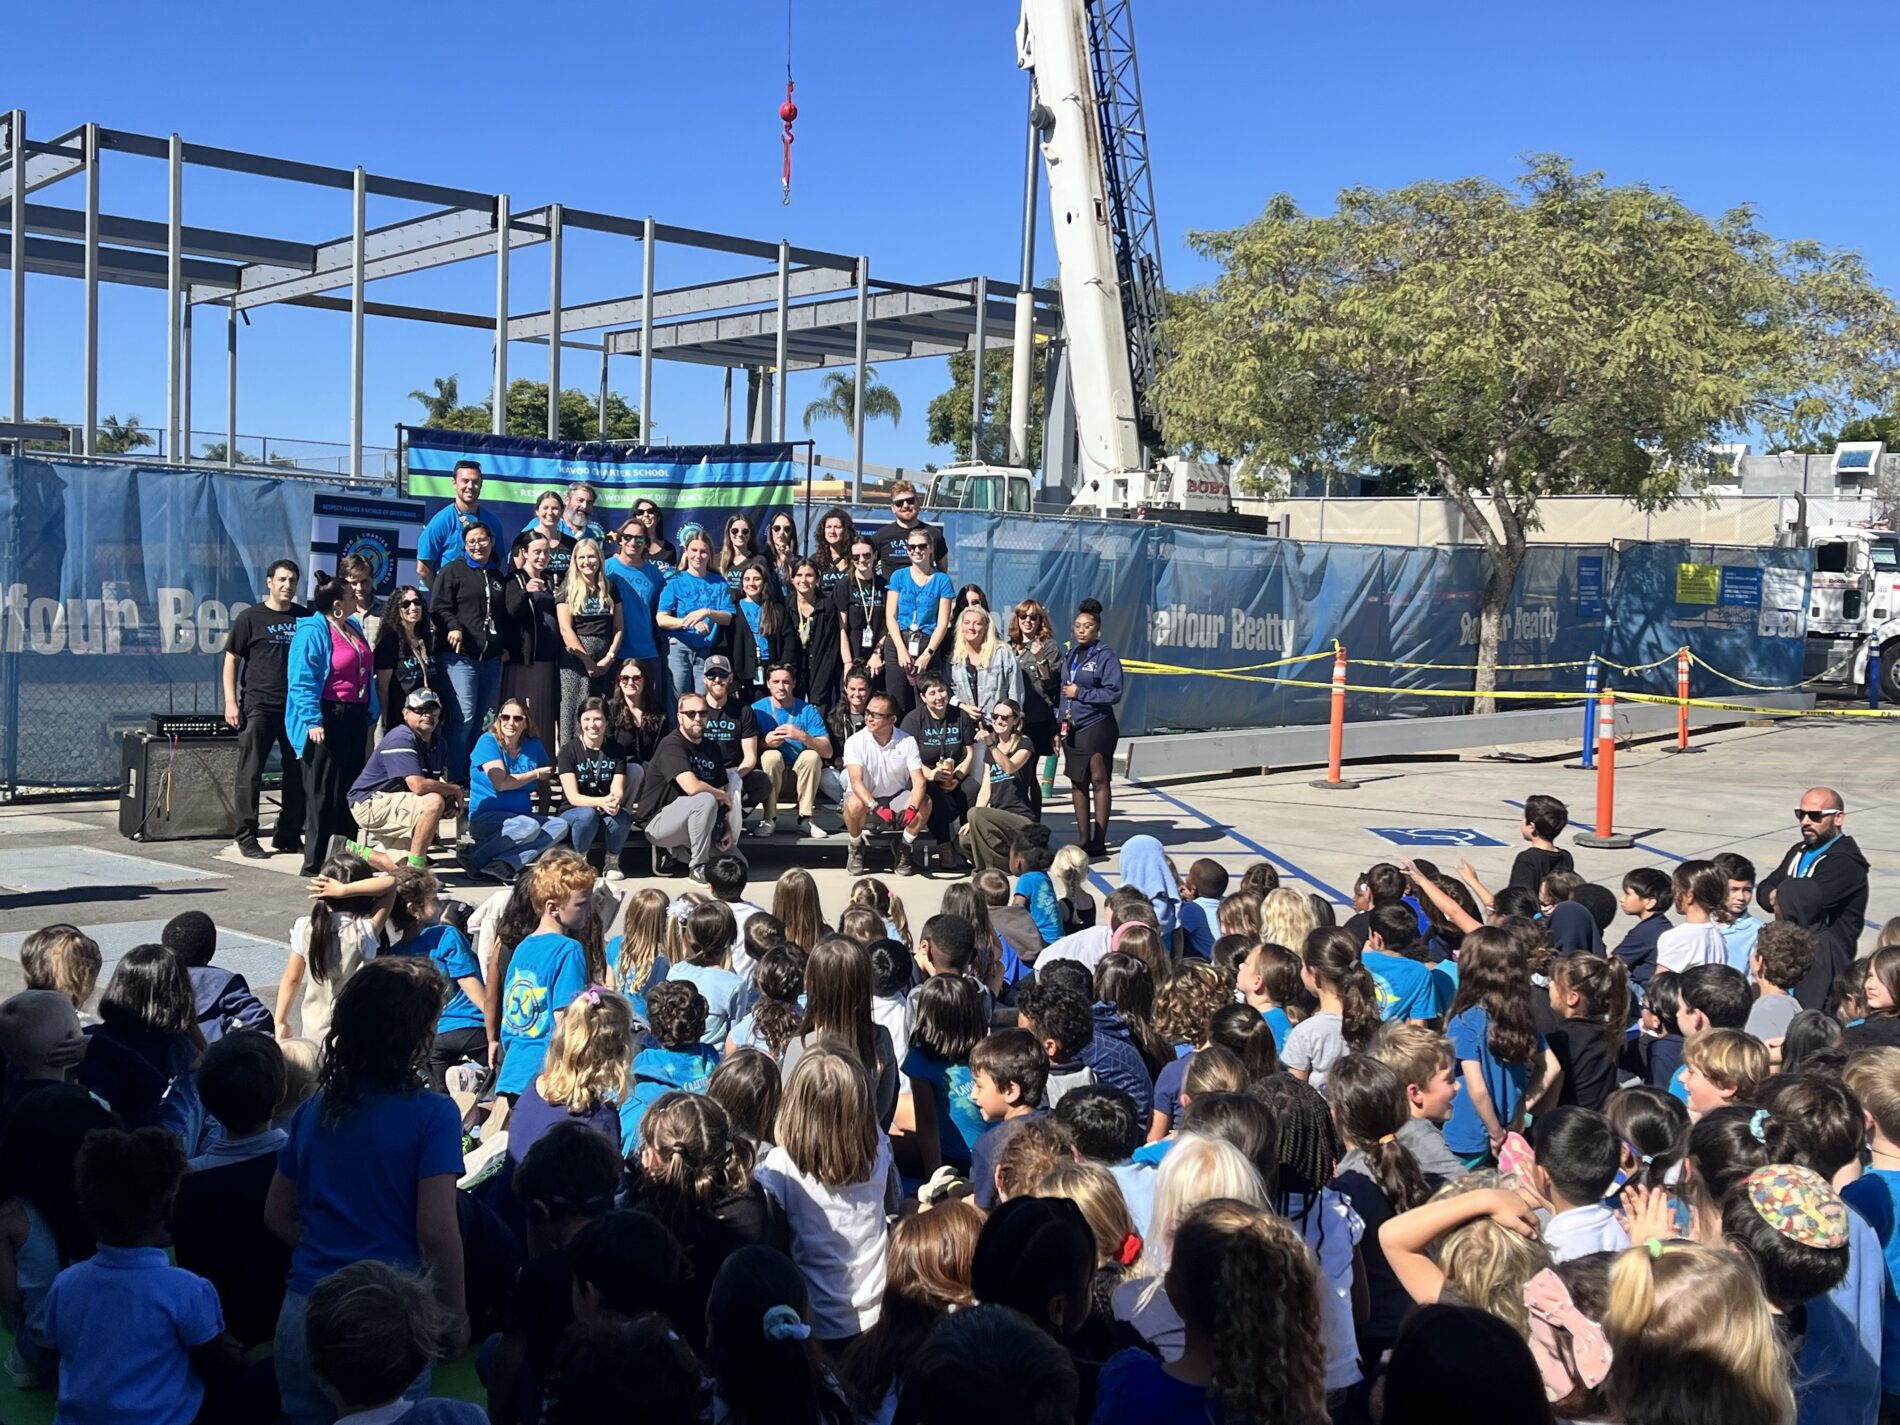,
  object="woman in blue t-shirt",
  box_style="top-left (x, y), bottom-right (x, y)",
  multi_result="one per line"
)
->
top-left (462, 697), bottom-right (567, 886)
top-left (265, 956), bottom-right (466, 1425)
top-left (883, 531), bottom-right (954, 715)
top-left (657, 532), bottom-right (735, 701)
top-left (899, 974), bottom-right (990, 1175)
